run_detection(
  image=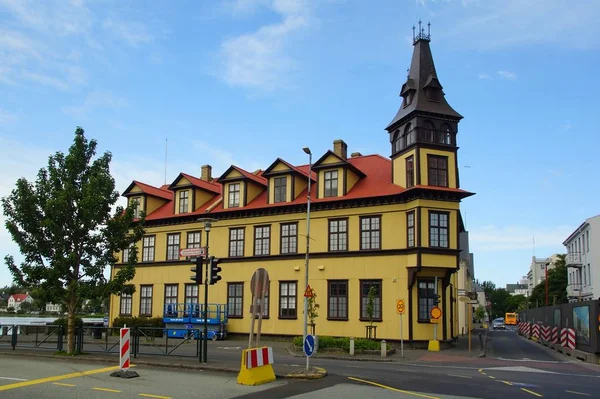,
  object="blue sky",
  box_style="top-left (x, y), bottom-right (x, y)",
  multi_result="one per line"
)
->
top-left (1, 0), bottom-right (599, 288)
